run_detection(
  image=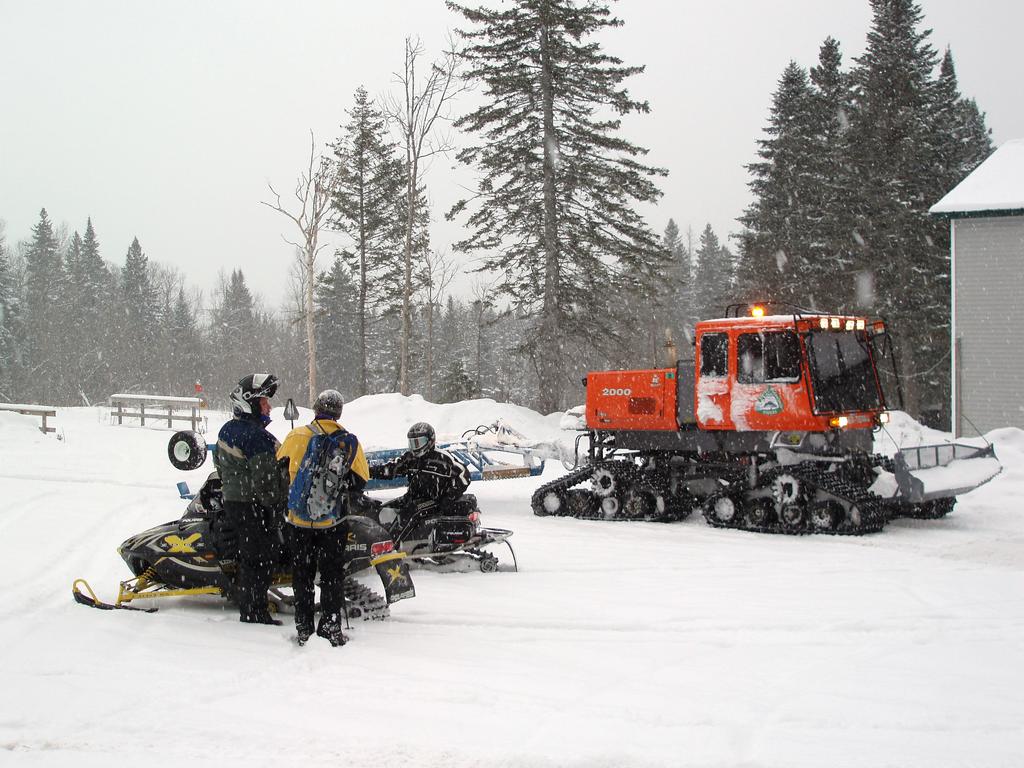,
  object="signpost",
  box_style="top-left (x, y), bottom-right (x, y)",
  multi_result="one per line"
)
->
top-left (283, 398), bottom-right (299, 430)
